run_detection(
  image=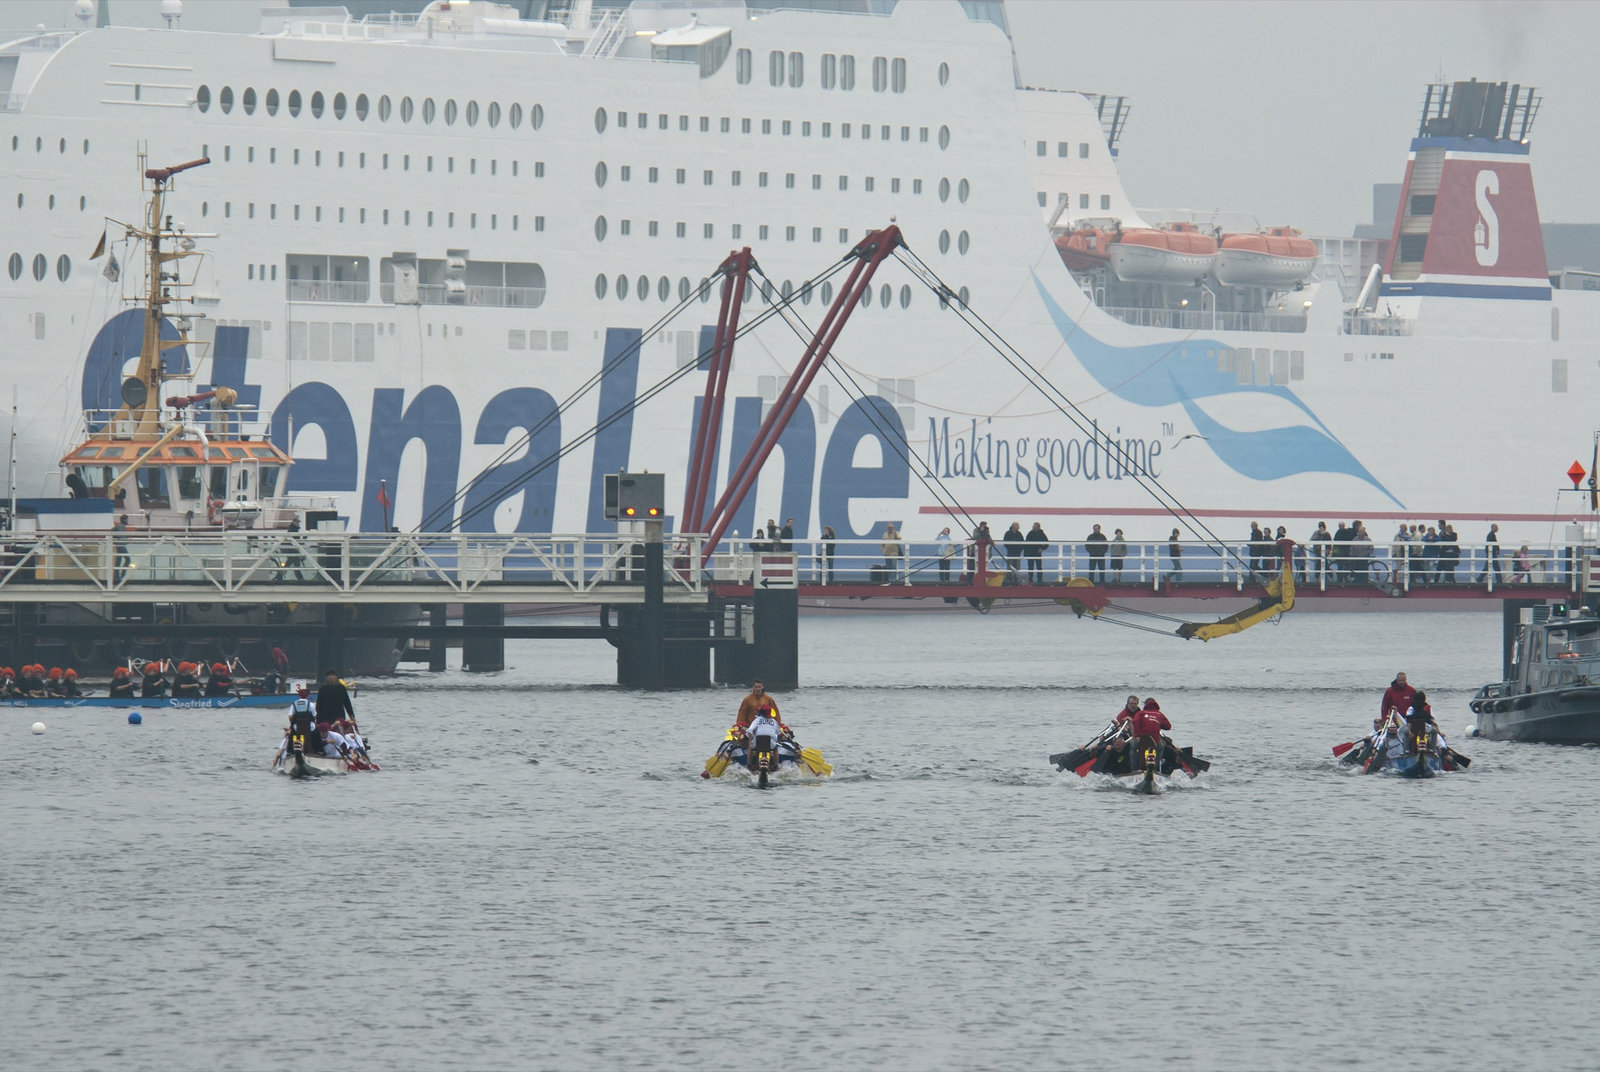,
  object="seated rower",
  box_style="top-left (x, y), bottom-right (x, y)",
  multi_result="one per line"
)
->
top-left (60, 668), bottom-right (83, 698)
top-left (205, 661), bottom-right (234, 697)
top-left (1118, 697), bottom-right (1172, 767)
top-left (140, 661), bottom-right (169, 698)
top-left (0, 667), bottom-right (15, 697)
top-left (109, 667), bottom-right (137, 699)
top-left (45, 667), bottom-right (66, 698)
top-left (22, 665), bottom-right (48, 699)
top-left (171, 662), bottom-right (203, 699)
top-left (745, 701), bottom-right (783, 771)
